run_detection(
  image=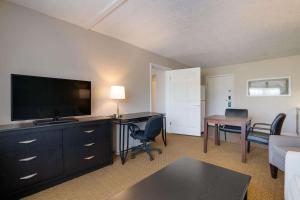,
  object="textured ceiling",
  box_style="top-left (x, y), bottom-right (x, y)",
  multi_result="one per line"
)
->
top-left (7, 0), bottom-right (300, 67)
top-left (7, 0), bottom-right (115, 29)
